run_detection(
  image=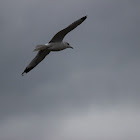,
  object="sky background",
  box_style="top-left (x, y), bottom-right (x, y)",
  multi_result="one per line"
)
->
top-left (0, 0), bottom-right (140, 140)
